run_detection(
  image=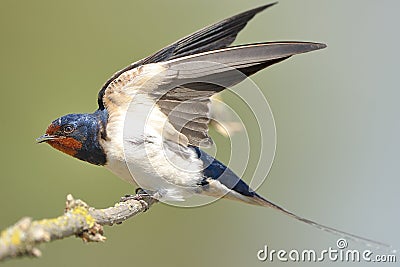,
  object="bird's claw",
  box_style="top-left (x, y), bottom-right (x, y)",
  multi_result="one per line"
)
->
top-left (135, 187), bottom-right (147, 195)
top-left (138, 199), bottom-right (150, 211)
top-left (120, 188), bottom-right (151, 212)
